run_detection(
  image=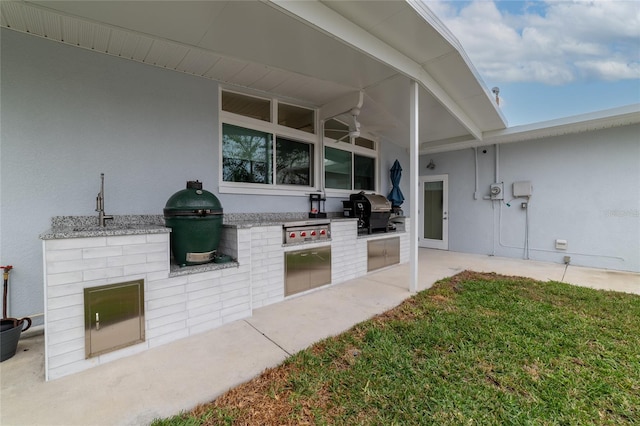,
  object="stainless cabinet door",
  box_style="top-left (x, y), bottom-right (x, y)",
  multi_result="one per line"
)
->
top-left (368, 237), bottom-right (400, 271)
top-left (367, 239), bottom-right (387, 271)
top-left (308, 246), bottom-right (332, 290)
top-left (285, 246), bottom-right (332, 296)
top-left (386, 237), bottom-right (400, 267)
top-left (285, 251), bottom-right (310, 296)
top-left (84, 280), bottom-right (144, 358)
